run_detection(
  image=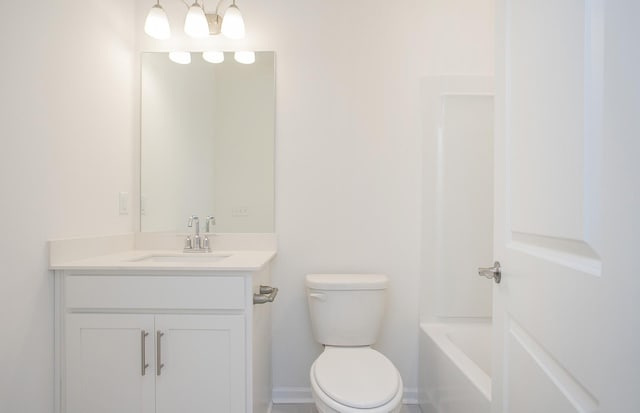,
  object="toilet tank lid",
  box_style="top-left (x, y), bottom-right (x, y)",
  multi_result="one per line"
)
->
top-left (306, 274), bottom-right (388, 290)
